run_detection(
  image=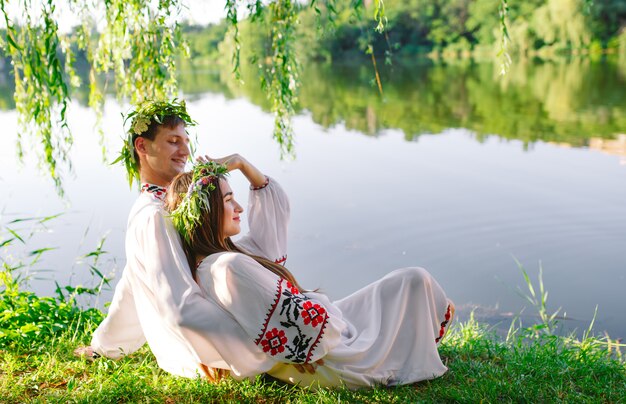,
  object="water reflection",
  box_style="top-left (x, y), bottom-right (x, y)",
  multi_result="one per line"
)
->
top-left (1, 58), bottom-right (623, 153)
top-left (179, 58), bottom-right (626, 152)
